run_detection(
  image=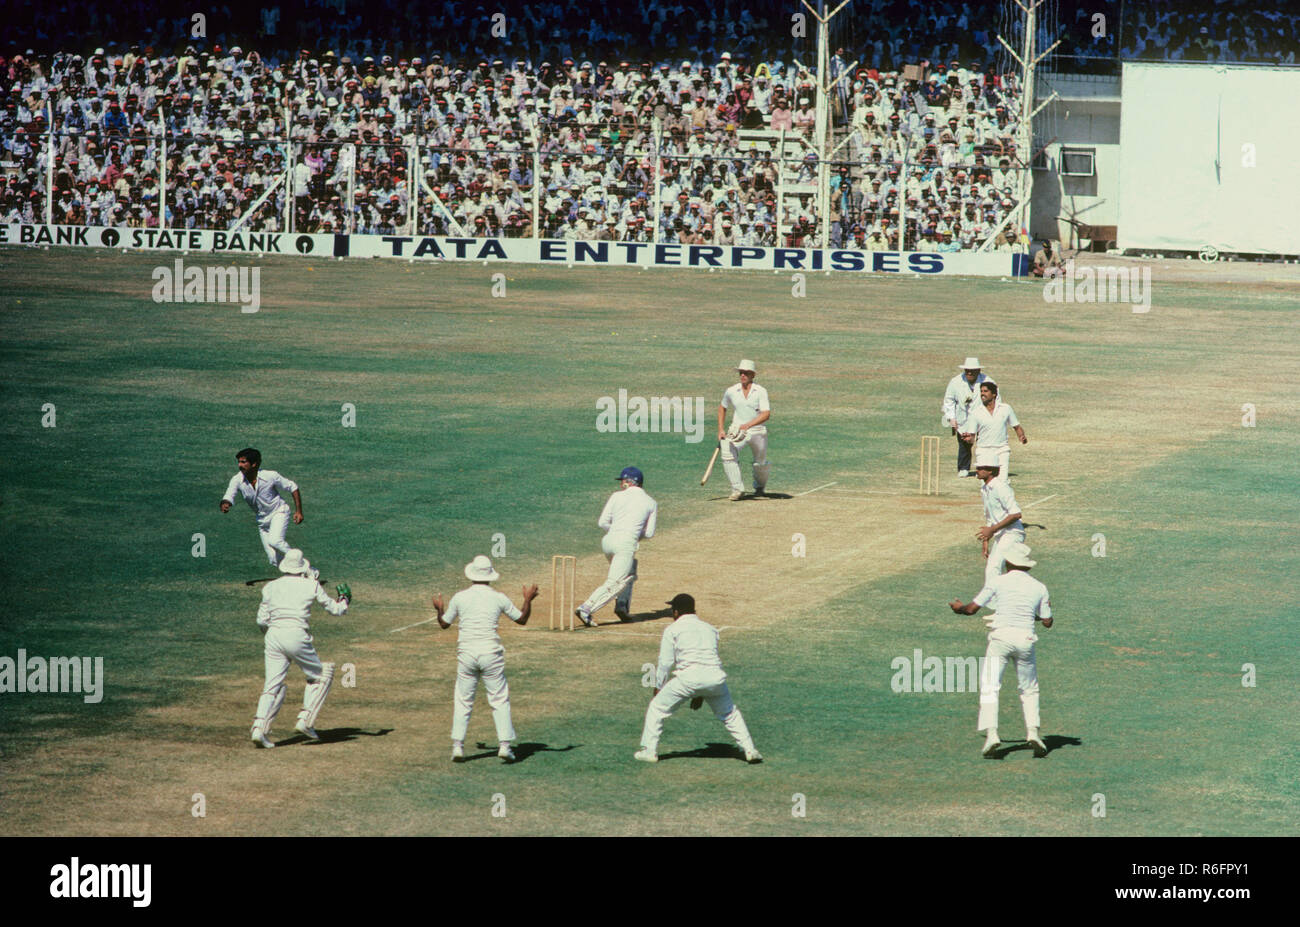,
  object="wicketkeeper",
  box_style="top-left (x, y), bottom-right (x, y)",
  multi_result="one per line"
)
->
top-left (250, 548), bottom-right (351, 748)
